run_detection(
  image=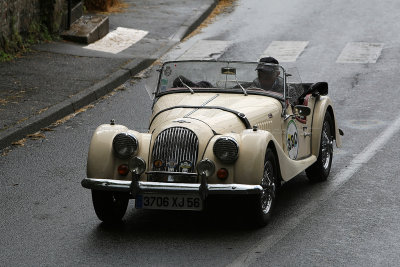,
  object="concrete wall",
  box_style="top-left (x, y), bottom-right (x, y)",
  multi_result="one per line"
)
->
top-left (0, 0), bottom-right (66, 51)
